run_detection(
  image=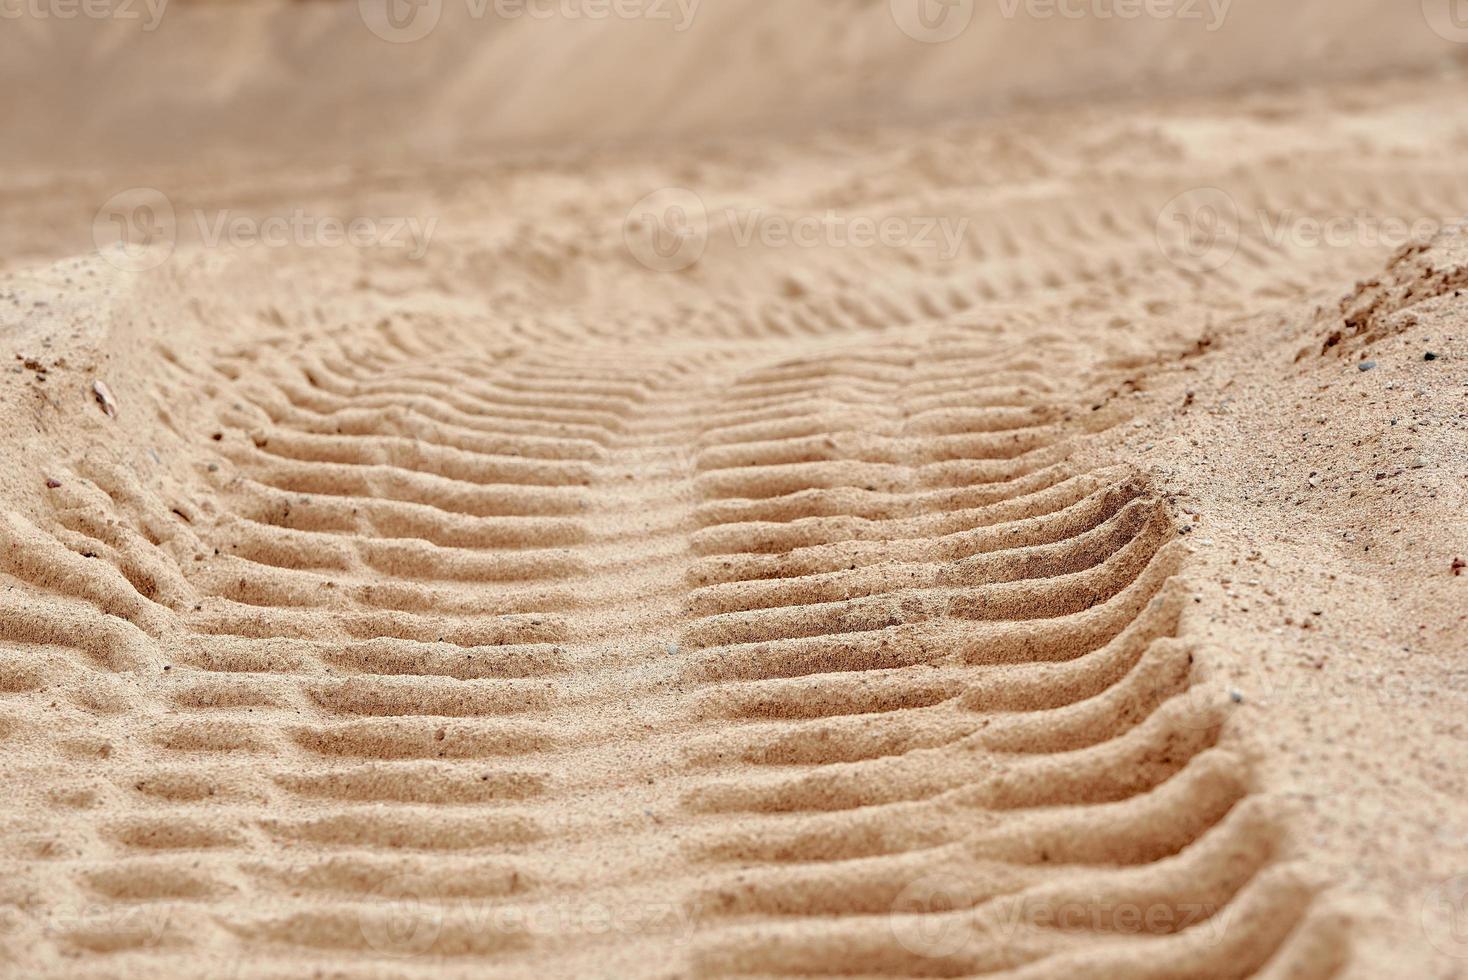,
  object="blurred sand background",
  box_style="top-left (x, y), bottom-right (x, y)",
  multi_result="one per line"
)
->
top-left (2, 0), bottom-right (1465, 170)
